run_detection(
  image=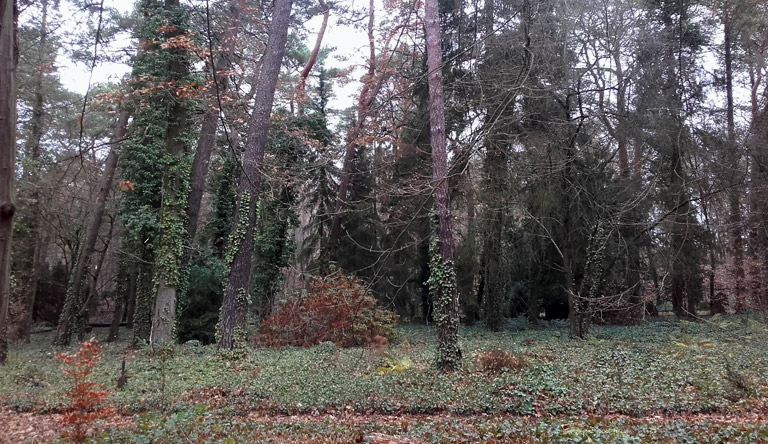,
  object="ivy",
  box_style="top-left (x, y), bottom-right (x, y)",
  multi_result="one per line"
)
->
top-left (426, 210), bottom-right (462, 370)
top-left (225, 190), bottom-right (251, 266)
